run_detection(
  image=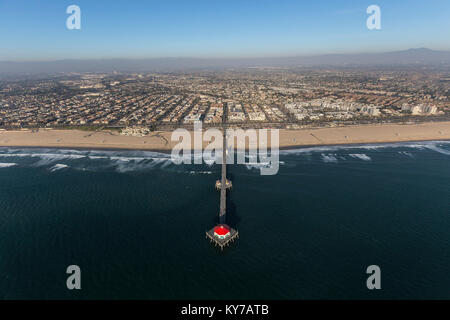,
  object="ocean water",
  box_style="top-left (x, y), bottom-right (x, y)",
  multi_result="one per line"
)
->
top-left (0, 141), bottom-right (449, 299)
